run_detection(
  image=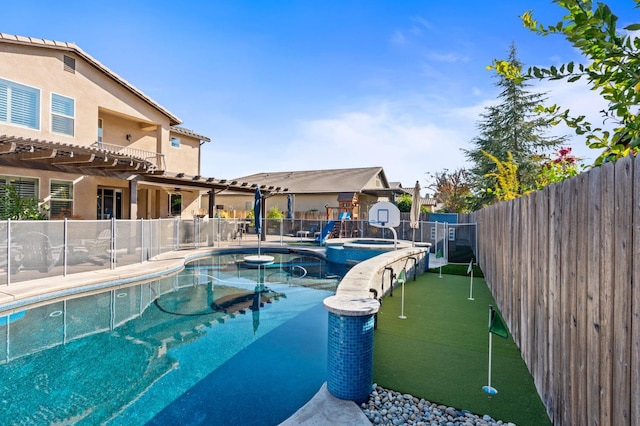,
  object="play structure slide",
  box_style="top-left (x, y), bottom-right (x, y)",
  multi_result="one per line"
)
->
top-left (315, 221), bottom-right (335, 244)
